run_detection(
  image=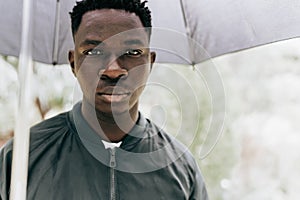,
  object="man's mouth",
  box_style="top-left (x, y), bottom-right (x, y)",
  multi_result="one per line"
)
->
top-left (97, 92), bottom-right (131, 103)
